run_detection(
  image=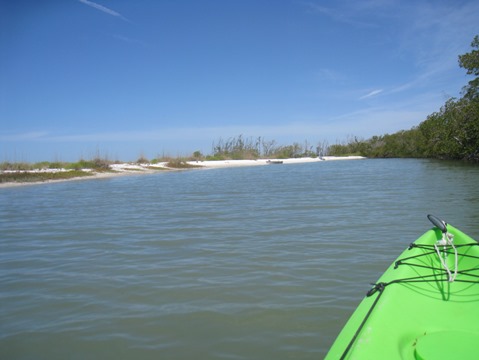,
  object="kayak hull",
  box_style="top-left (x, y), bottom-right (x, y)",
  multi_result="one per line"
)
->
top-left (325, 223), bottom-right (479, 360)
